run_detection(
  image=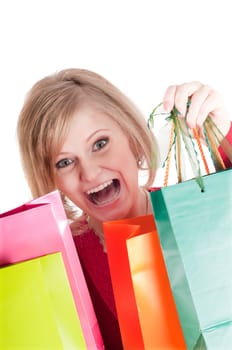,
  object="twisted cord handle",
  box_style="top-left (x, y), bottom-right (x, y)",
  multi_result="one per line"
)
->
top-left (193, 128), bottom-right (210, 175)
top-left (164, 122), bottom-right (175, 187)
